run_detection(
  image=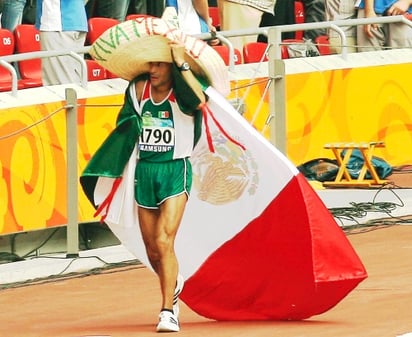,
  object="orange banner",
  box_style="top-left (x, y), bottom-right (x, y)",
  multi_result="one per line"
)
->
top-left (0, 95), bottom-right (123, 234)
